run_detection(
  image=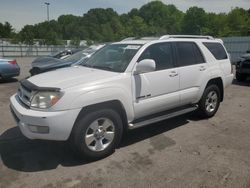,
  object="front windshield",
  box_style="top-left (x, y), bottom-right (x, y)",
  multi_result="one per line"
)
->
top-left (64, 50), bottom-right (87, 63)
top-left (82, 44), bottom-right (142, 72)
